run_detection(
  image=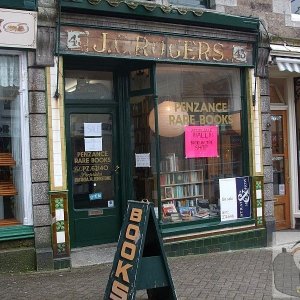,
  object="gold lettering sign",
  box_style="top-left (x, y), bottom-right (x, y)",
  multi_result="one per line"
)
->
top-left (73, 151), bottom-right (112, 183)
top-left (61, 26), bottom-right (253, 65)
